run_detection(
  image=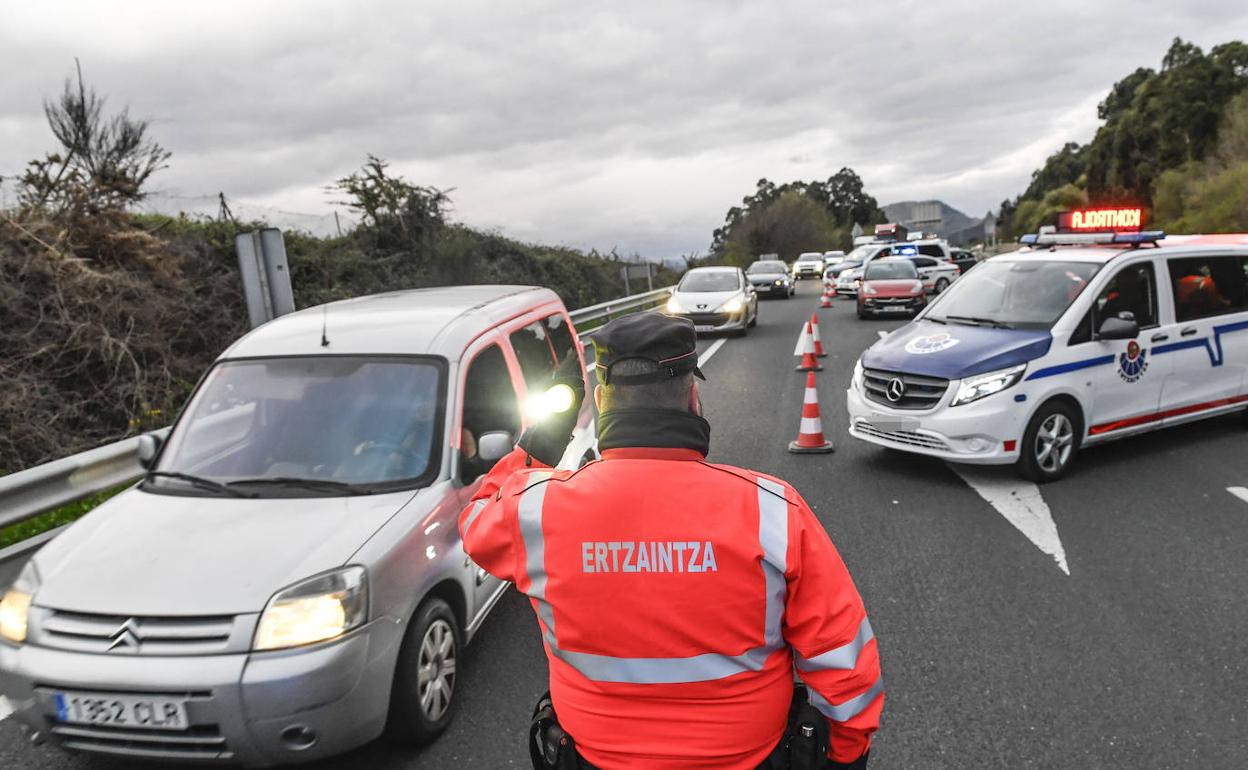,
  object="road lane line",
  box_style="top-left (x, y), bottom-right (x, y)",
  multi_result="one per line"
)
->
top-left (877, 331), bottom-right (888, 340)
top-left (1228, 487), bottom-right (1248, 505)
top-left (698, 338), bottom-right (727, 368)
top-left (0, 695), bottom-right (14, 722)
top-left (951, 465), bottom-right (1070, 576)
